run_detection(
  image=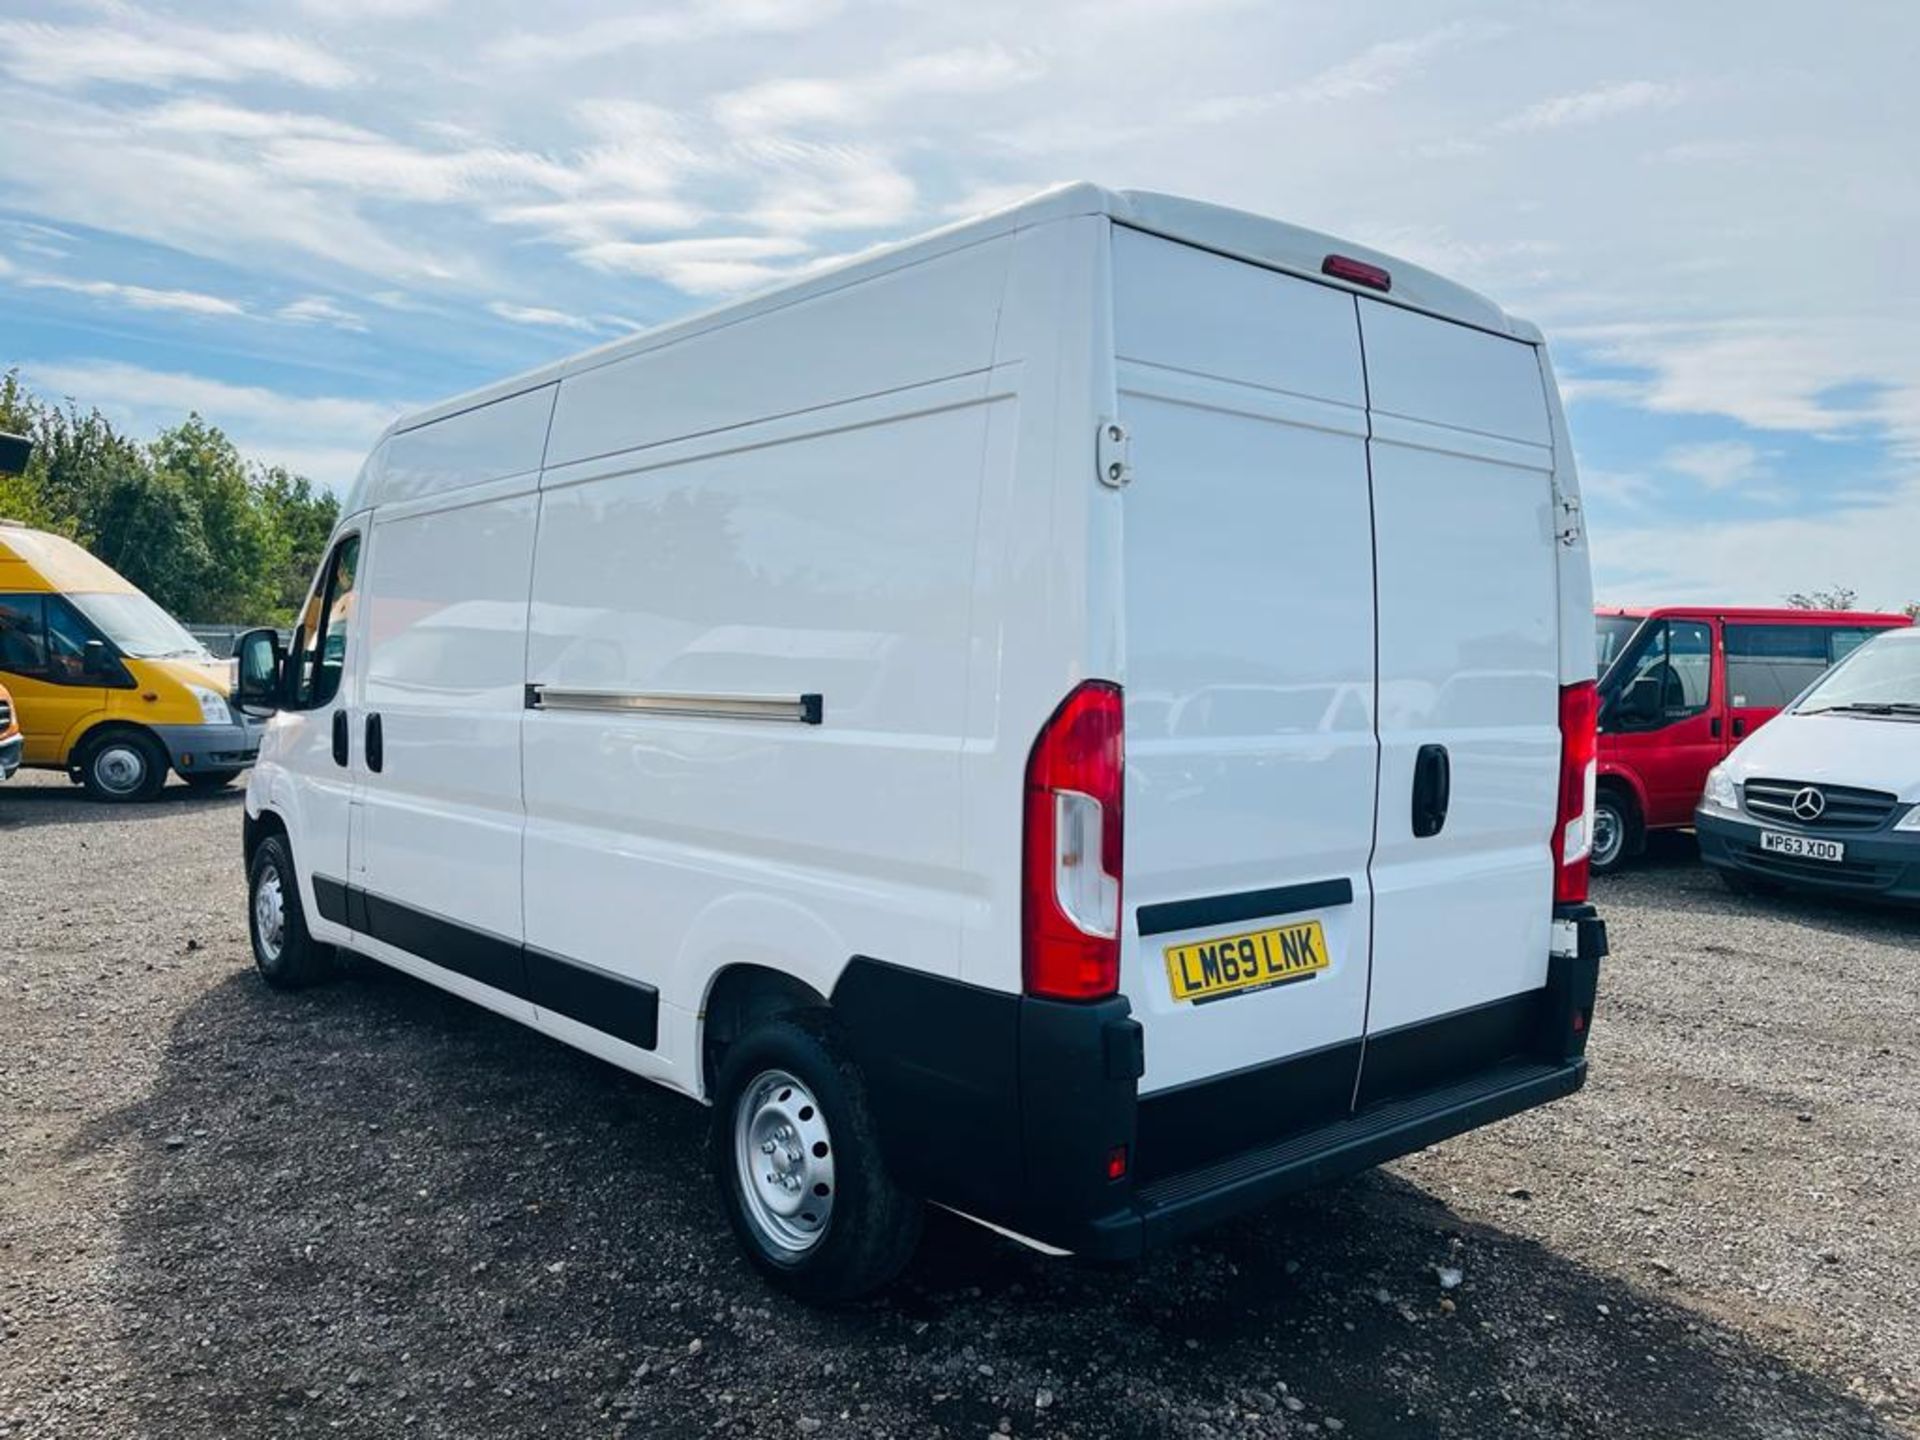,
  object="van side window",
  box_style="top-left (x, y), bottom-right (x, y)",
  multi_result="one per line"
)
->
top-left (1616, 619), bottom-right (1712, 725)
top-left (0, 594), bottom-right (101, 686)
top-left (1827, 628), bottom-right (1875, 664)
top-left (0, 594), bottom-right (49, 675)
top-left (288, 535), bottom-right (361, 710)
top-left (1725, 624), bottom-right (1831, 709)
